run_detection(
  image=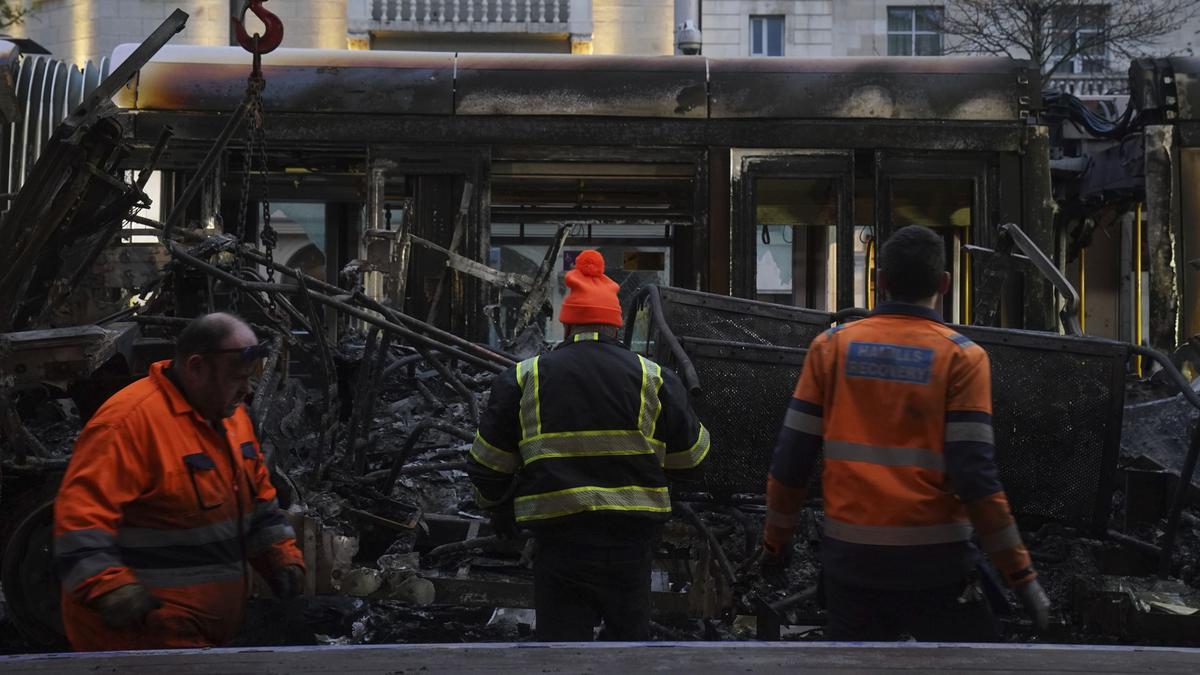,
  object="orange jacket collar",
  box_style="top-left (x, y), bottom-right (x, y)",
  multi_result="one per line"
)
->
top-left (148, 360), bottom-right (200, 417)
